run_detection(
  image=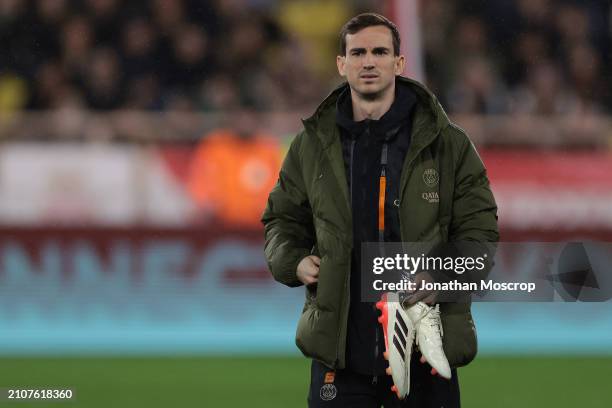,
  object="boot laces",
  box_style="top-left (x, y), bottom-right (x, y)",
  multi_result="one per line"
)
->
top-left (423, 304), bottom-right (443, 338)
